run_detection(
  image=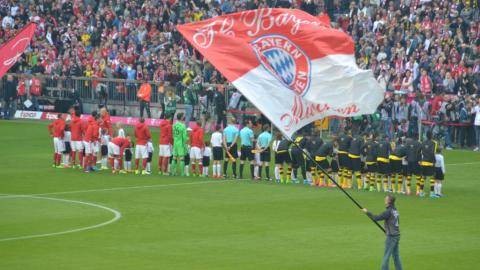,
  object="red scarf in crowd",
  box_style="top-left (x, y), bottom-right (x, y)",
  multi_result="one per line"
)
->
top-left (420, 74), bottom-right (431, 94)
